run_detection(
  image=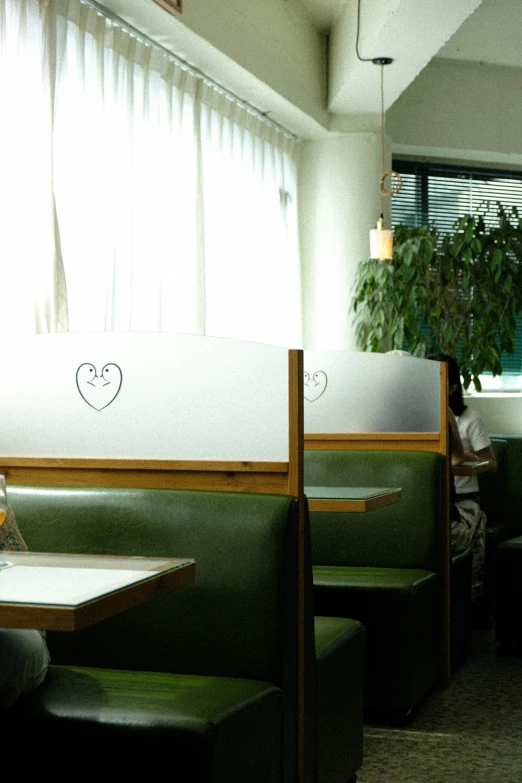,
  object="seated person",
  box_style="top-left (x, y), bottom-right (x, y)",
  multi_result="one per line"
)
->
top-left (0, 507), bottom-right (50, 708)
top-left (429, 353), bottom-right (496, 608)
